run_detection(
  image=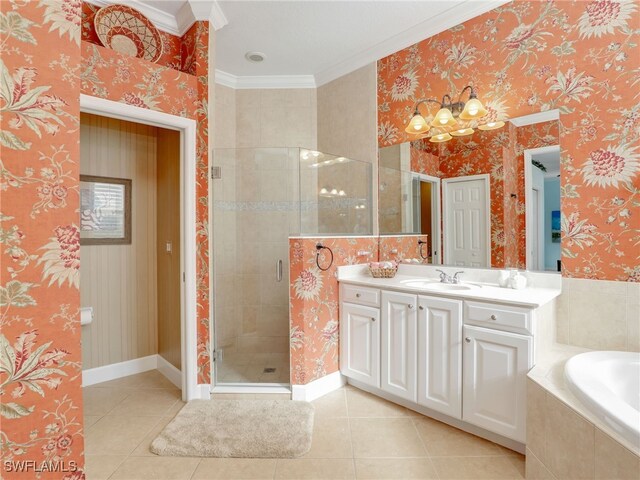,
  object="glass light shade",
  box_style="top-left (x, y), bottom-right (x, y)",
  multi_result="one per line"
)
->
top-left (405, 113), bottom-right (430, 134)
top-left (459, 98), bottom-right (488, 120)
top-left (429, 132), bottom-right (453, 143)
top-left (478, 121), bottom-right (505, 131)
top-left (450, 128), bottom-right (474, 137)
top-left (431, 107), bottom-right (458, 127)
top-left (319, 187), bottom-right (328, 194)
